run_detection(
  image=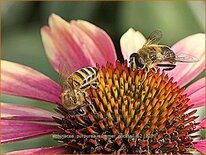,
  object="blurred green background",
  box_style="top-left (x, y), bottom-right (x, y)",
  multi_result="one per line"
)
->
top-left (2, 1), bottom-right (205, 153)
